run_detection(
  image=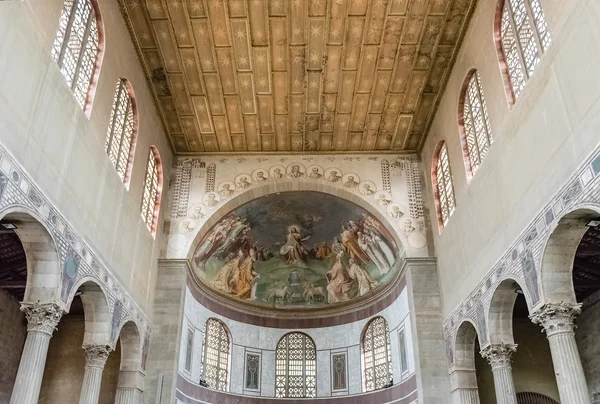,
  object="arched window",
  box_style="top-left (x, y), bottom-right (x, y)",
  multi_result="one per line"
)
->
top-left (459, 70), bottom-right (493, 178)
top-left (362, 317), bottom-right (393, 392)
top-left (432, 142), bottom-right (456, 228)
top-left (140, 147), bottom-right (162, 235)
top-left (200, 319), bottom-right (230, 391)
top-left (275, 332), bottom-right (316, 398)
top-left (105, 79), bottom-right (137, 186)
top-left (496, 0), bottom-right (551, 104)
top-left (51, 0), bottom-right (104, 114)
